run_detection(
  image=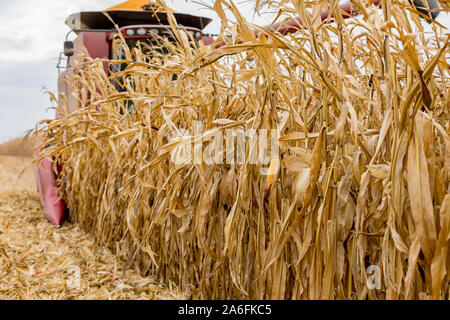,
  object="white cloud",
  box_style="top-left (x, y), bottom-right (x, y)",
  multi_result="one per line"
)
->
top-left (1, 1), bottom-right (114, 64)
